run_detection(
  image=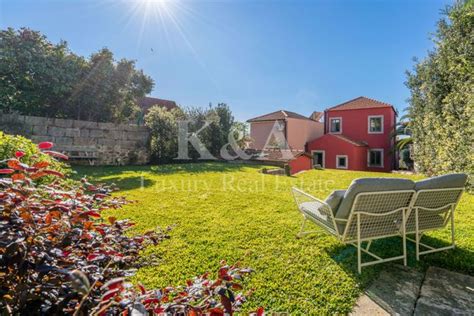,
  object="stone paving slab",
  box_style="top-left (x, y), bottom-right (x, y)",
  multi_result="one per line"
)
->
top-left (371, 264), bottom-right (423, 315)
top-left (414, 266), bottom-right (474, 315)
top-left (351, 265), bottom-right (474, 315)
top-left (350, 295), bottom-right (389, 316)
